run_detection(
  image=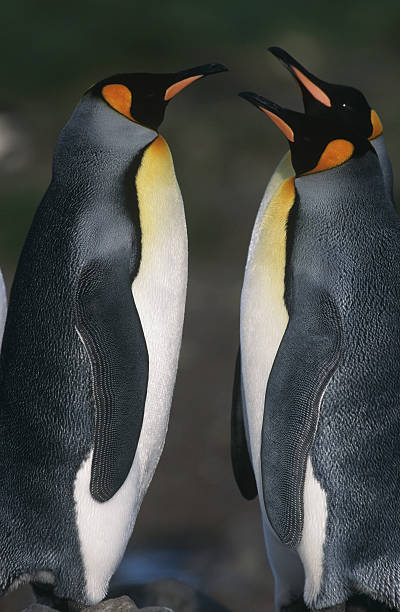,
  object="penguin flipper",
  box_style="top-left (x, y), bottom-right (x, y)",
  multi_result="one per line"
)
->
top-left (76, 261), bottom-right (149, 503)
top-left (231, 348), bottom-right (258, 500)
top-left (0, 268), bottom-right (7, 346)
top-left (262, 278), bottom-right (342, 547)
